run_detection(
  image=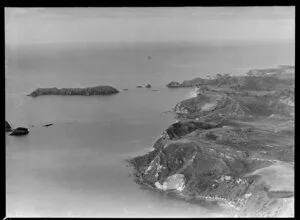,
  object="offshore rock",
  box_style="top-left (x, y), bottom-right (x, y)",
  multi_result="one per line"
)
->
top-left (9, 127), bottom-right (29, 136)
top-left (6, 121), bottom-right (12, 132)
